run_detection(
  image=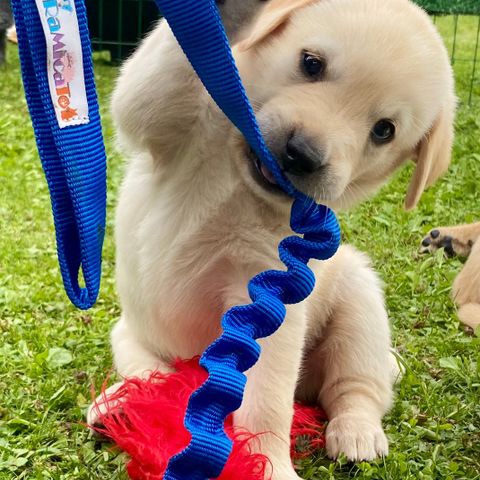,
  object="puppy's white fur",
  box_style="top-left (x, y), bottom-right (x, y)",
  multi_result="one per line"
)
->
top-left (90, 1), bottom-right (455, 478)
